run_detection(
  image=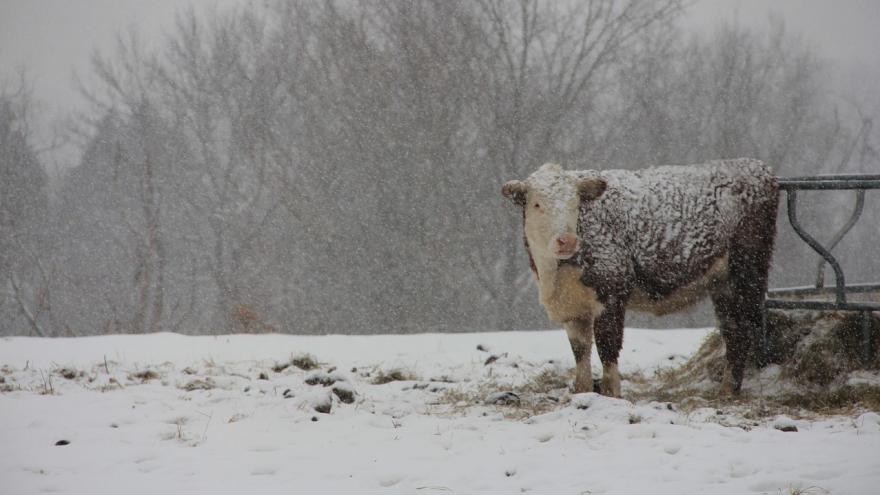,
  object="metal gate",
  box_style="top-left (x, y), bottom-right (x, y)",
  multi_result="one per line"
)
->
top-left (762, 174), bottom-right (880, 365)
